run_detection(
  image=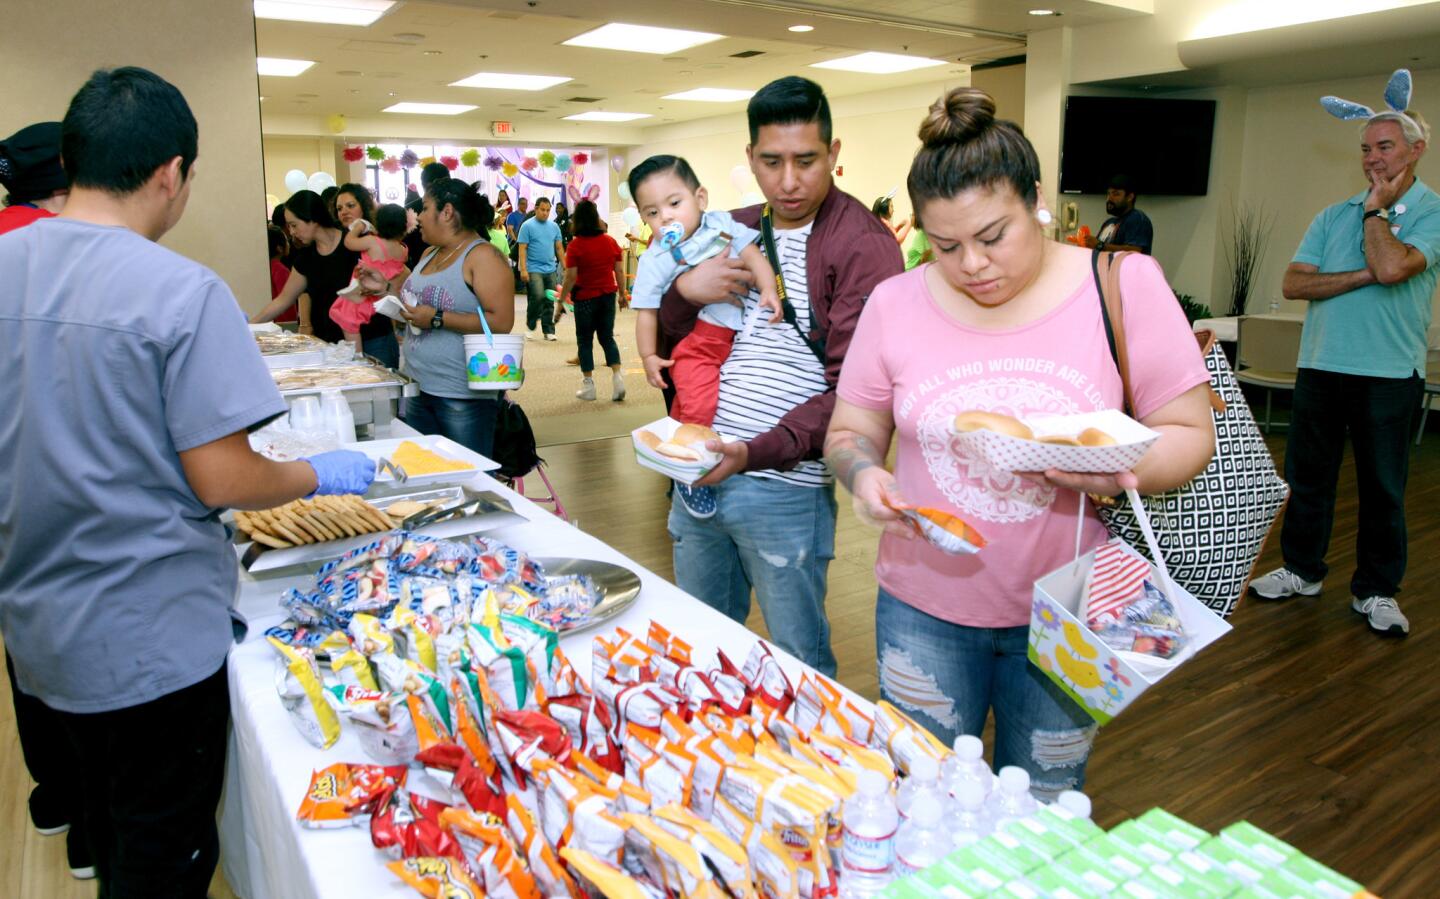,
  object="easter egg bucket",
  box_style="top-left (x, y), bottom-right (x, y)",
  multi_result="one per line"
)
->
top-left (463, 331), bottom-right (525, 391)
